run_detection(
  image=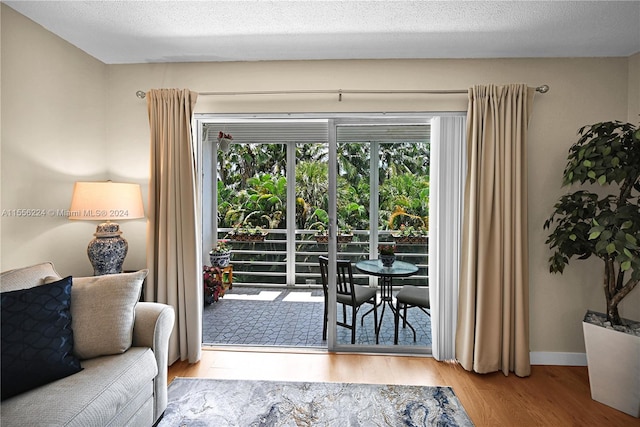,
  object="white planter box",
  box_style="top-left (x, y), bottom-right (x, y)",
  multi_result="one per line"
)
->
top-left (583, 318), bottom-right (640, 417)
